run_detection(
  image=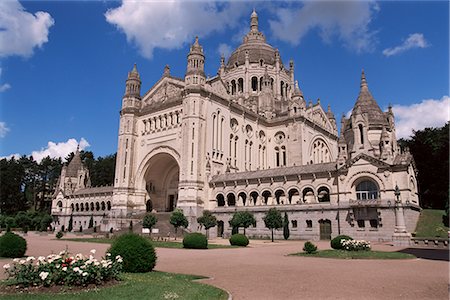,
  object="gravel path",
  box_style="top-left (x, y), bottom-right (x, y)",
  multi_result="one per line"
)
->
top-left (0, 233), bottom-right (448, 299)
